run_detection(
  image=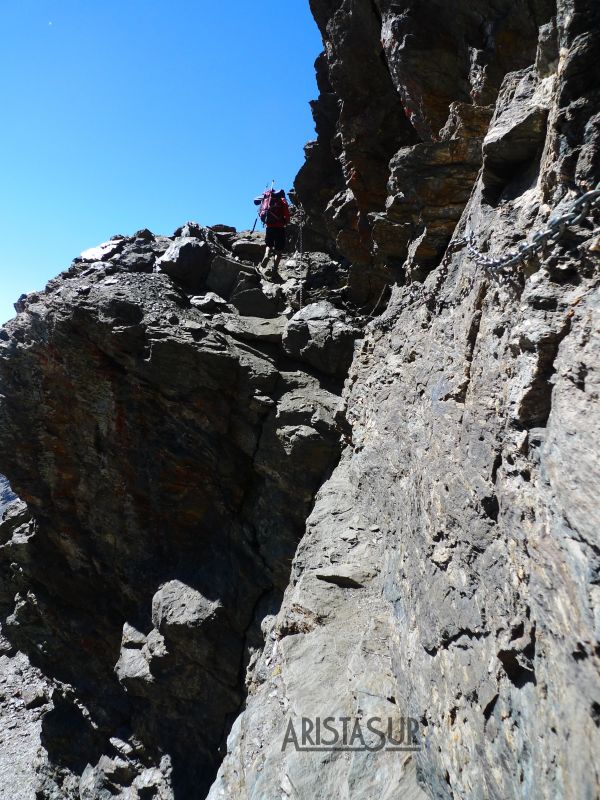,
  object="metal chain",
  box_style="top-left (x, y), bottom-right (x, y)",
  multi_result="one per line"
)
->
top-left (295, 206), bottom-right (306, 310)
top-left (365, 183), bottom-right (599, 325)
top-left (365, 283), bottom-right (389, 319)
top-left (466, 181), bottom-right (600, 273)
